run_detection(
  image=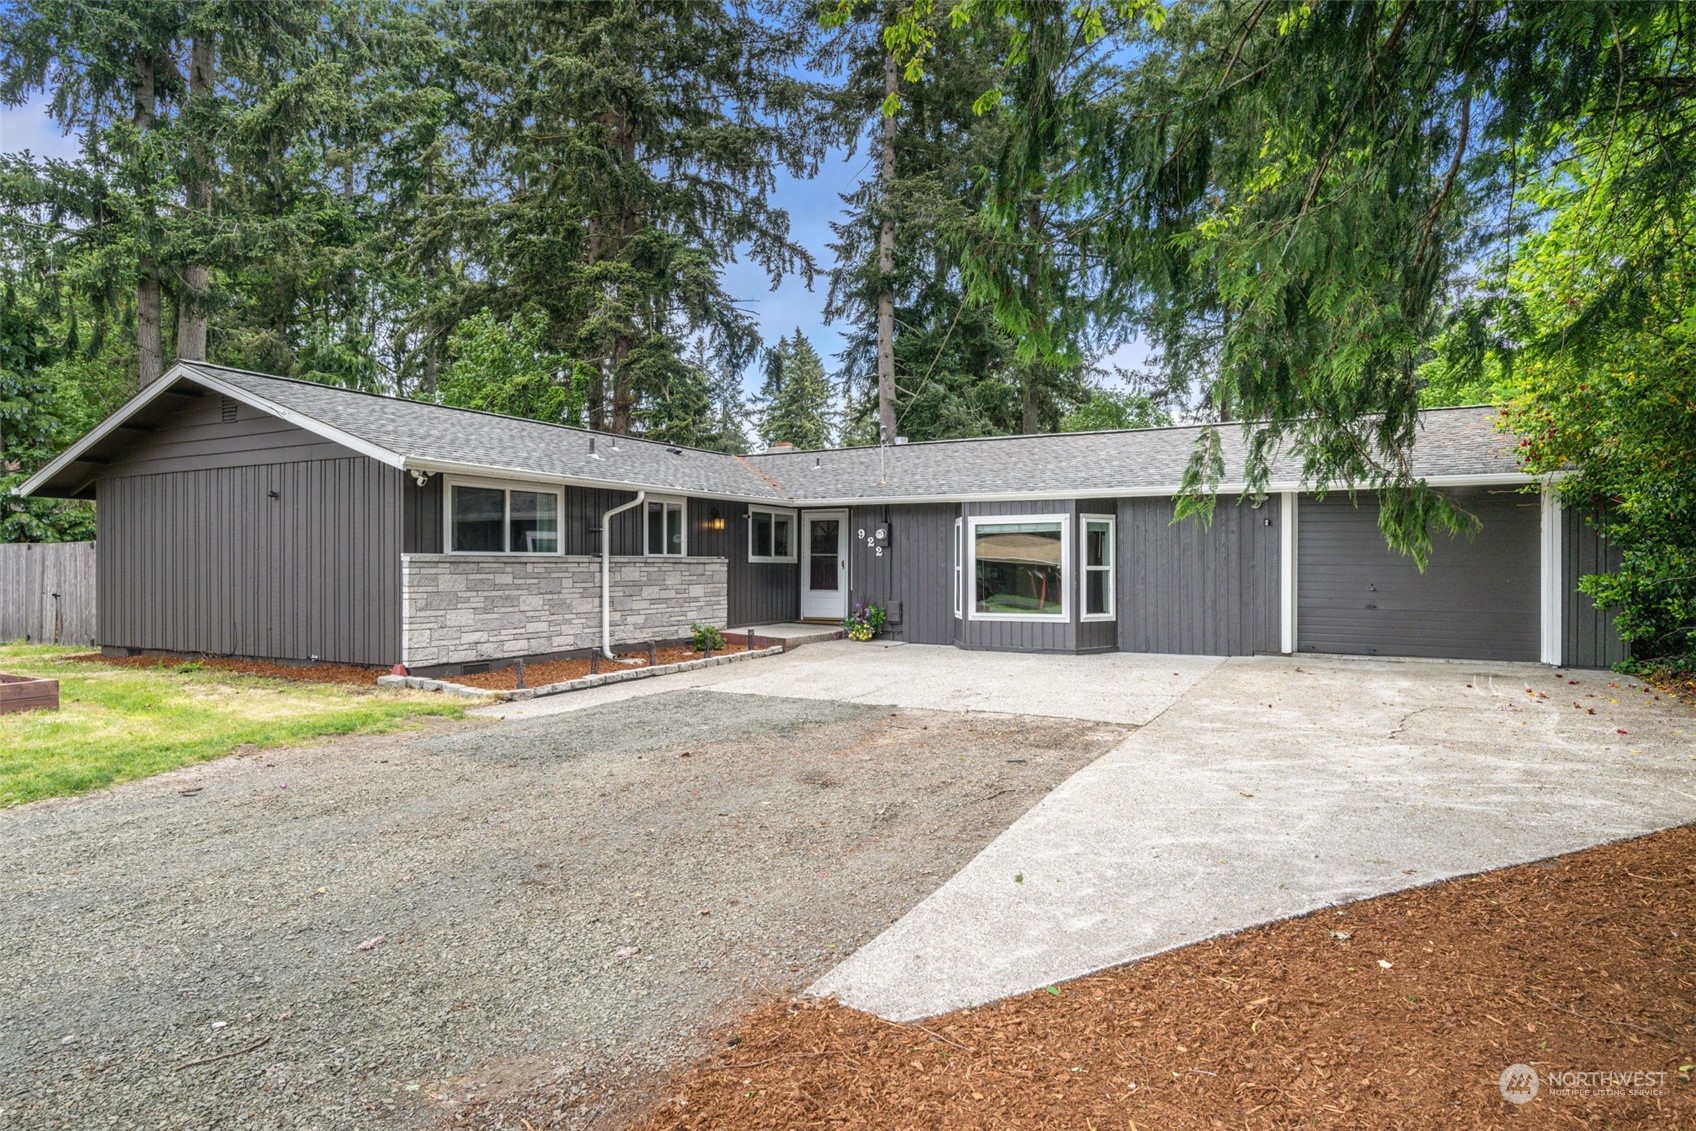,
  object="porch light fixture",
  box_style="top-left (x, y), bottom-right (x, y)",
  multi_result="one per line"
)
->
top-left (708, 507), bottom-right (725, 531)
